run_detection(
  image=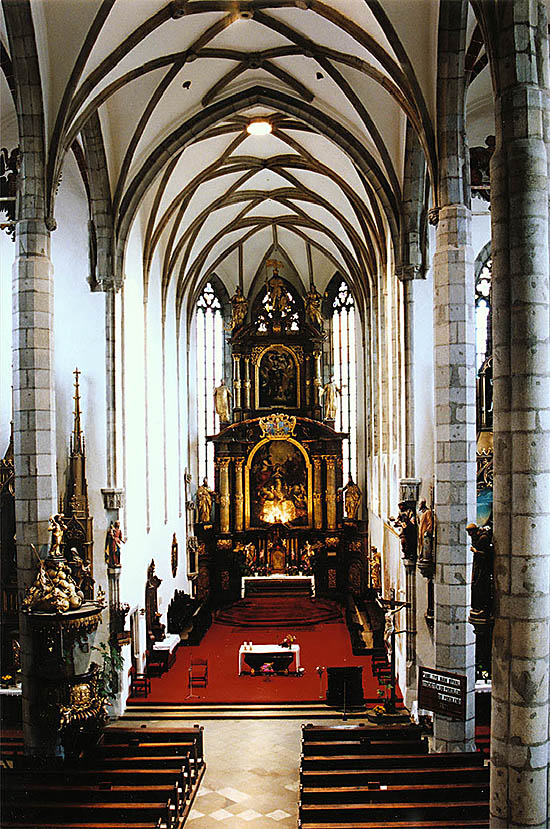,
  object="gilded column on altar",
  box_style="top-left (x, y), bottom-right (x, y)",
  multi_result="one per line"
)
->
top-left (243, 358), bottom-right (251, 409)
top-left (313, 456), bottom-right (323, 529)
top-left (325, 456), bottom-right (337, 529)
top-left (233, 356), bottom-right (241, 409)
top-left (217, 457), bottom-right (231, 534)
top-left (234, 458), bottom-right (244, 532)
